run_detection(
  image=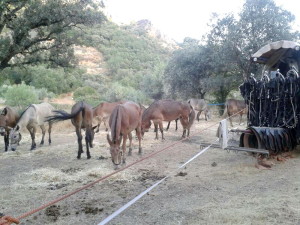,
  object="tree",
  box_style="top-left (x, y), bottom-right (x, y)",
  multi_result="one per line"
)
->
top-left (163, 44), bottom-right (214, 99)
top-left (206, 0), bottom-right (300, 77)
top-left (0, 0), bottom-right (106, 70)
